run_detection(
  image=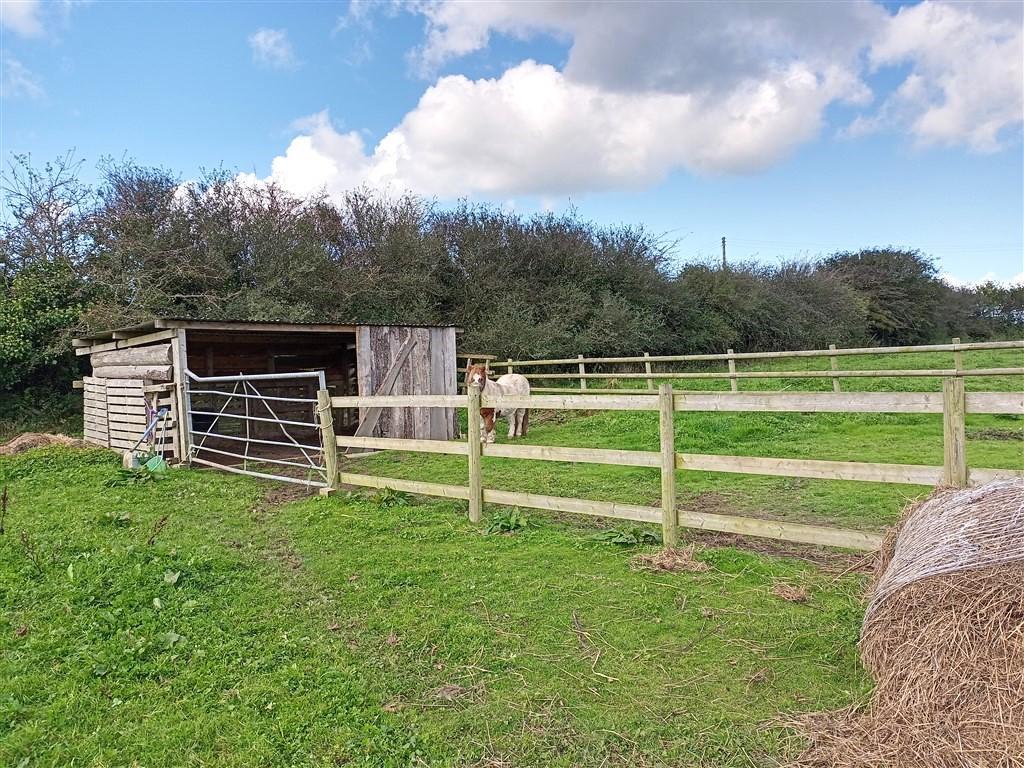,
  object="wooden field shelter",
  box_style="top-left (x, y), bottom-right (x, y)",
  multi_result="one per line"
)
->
top-left (73, 319), bottom-right (461, 466)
